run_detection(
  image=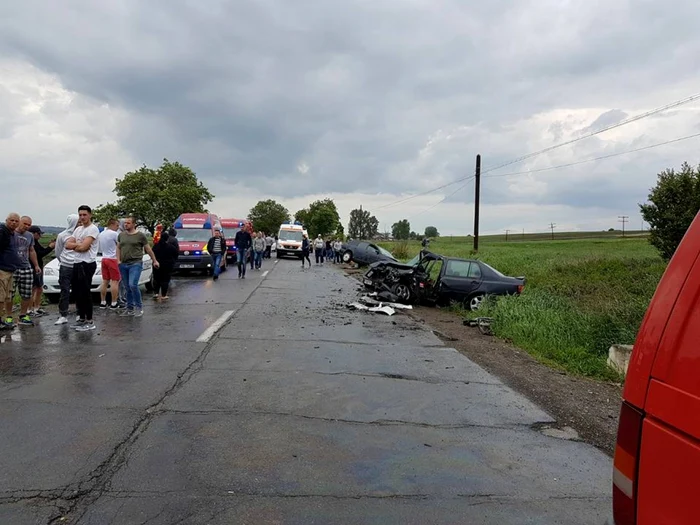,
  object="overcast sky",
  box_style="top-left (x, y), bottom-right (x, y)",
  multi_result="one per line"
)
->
top-left (1, 0), bottom-right (699, 235)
